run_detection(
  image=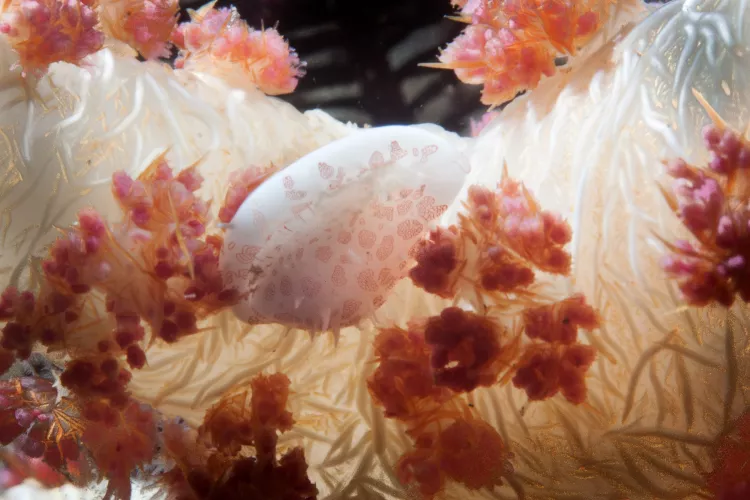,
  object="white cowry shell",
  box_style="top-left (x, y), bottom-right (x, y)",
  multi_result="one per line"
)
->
top-left (220, 125), bottom-right (470, 335)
